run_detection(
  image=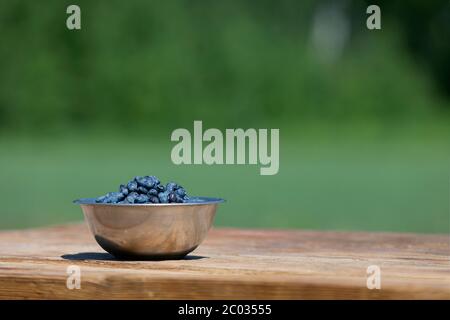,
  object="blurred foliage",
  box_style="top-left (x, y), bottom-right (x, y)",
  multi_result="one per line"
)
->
top-left (0, 0), bottom-right (448, 133)
top-left (0, 1), bottom-right (449, 232)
